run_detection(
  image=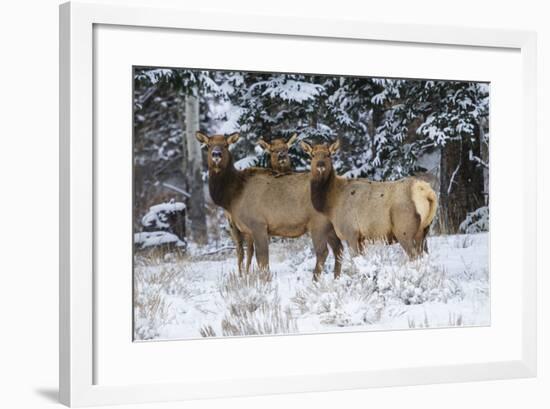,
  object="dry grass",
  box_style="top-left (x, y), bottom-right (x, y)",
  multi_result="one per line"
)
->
top-left (407, 312), bottom-right (431, 329)
top-left (199, 324), bottom-right (217, 338)
top-left (453, 235), bottom-right (474, 248)
top-left (221, 304), bottom-right (297, 336)
top-left (407, 312), bottom-right (464, 329)
top-left (448, 312), bottom-right (464, 327)
top-left (134, 264), bottom-right (192, 340)
top-left (199, 269), bottom-right (298, 337)
top-left (134, 247), bottom-right (188, 266)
